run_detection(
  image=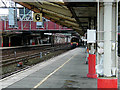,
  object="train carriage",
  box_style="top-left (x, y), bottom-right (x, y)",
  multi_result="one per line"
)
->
top-left (70, 36), bottom-right (79, 48)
